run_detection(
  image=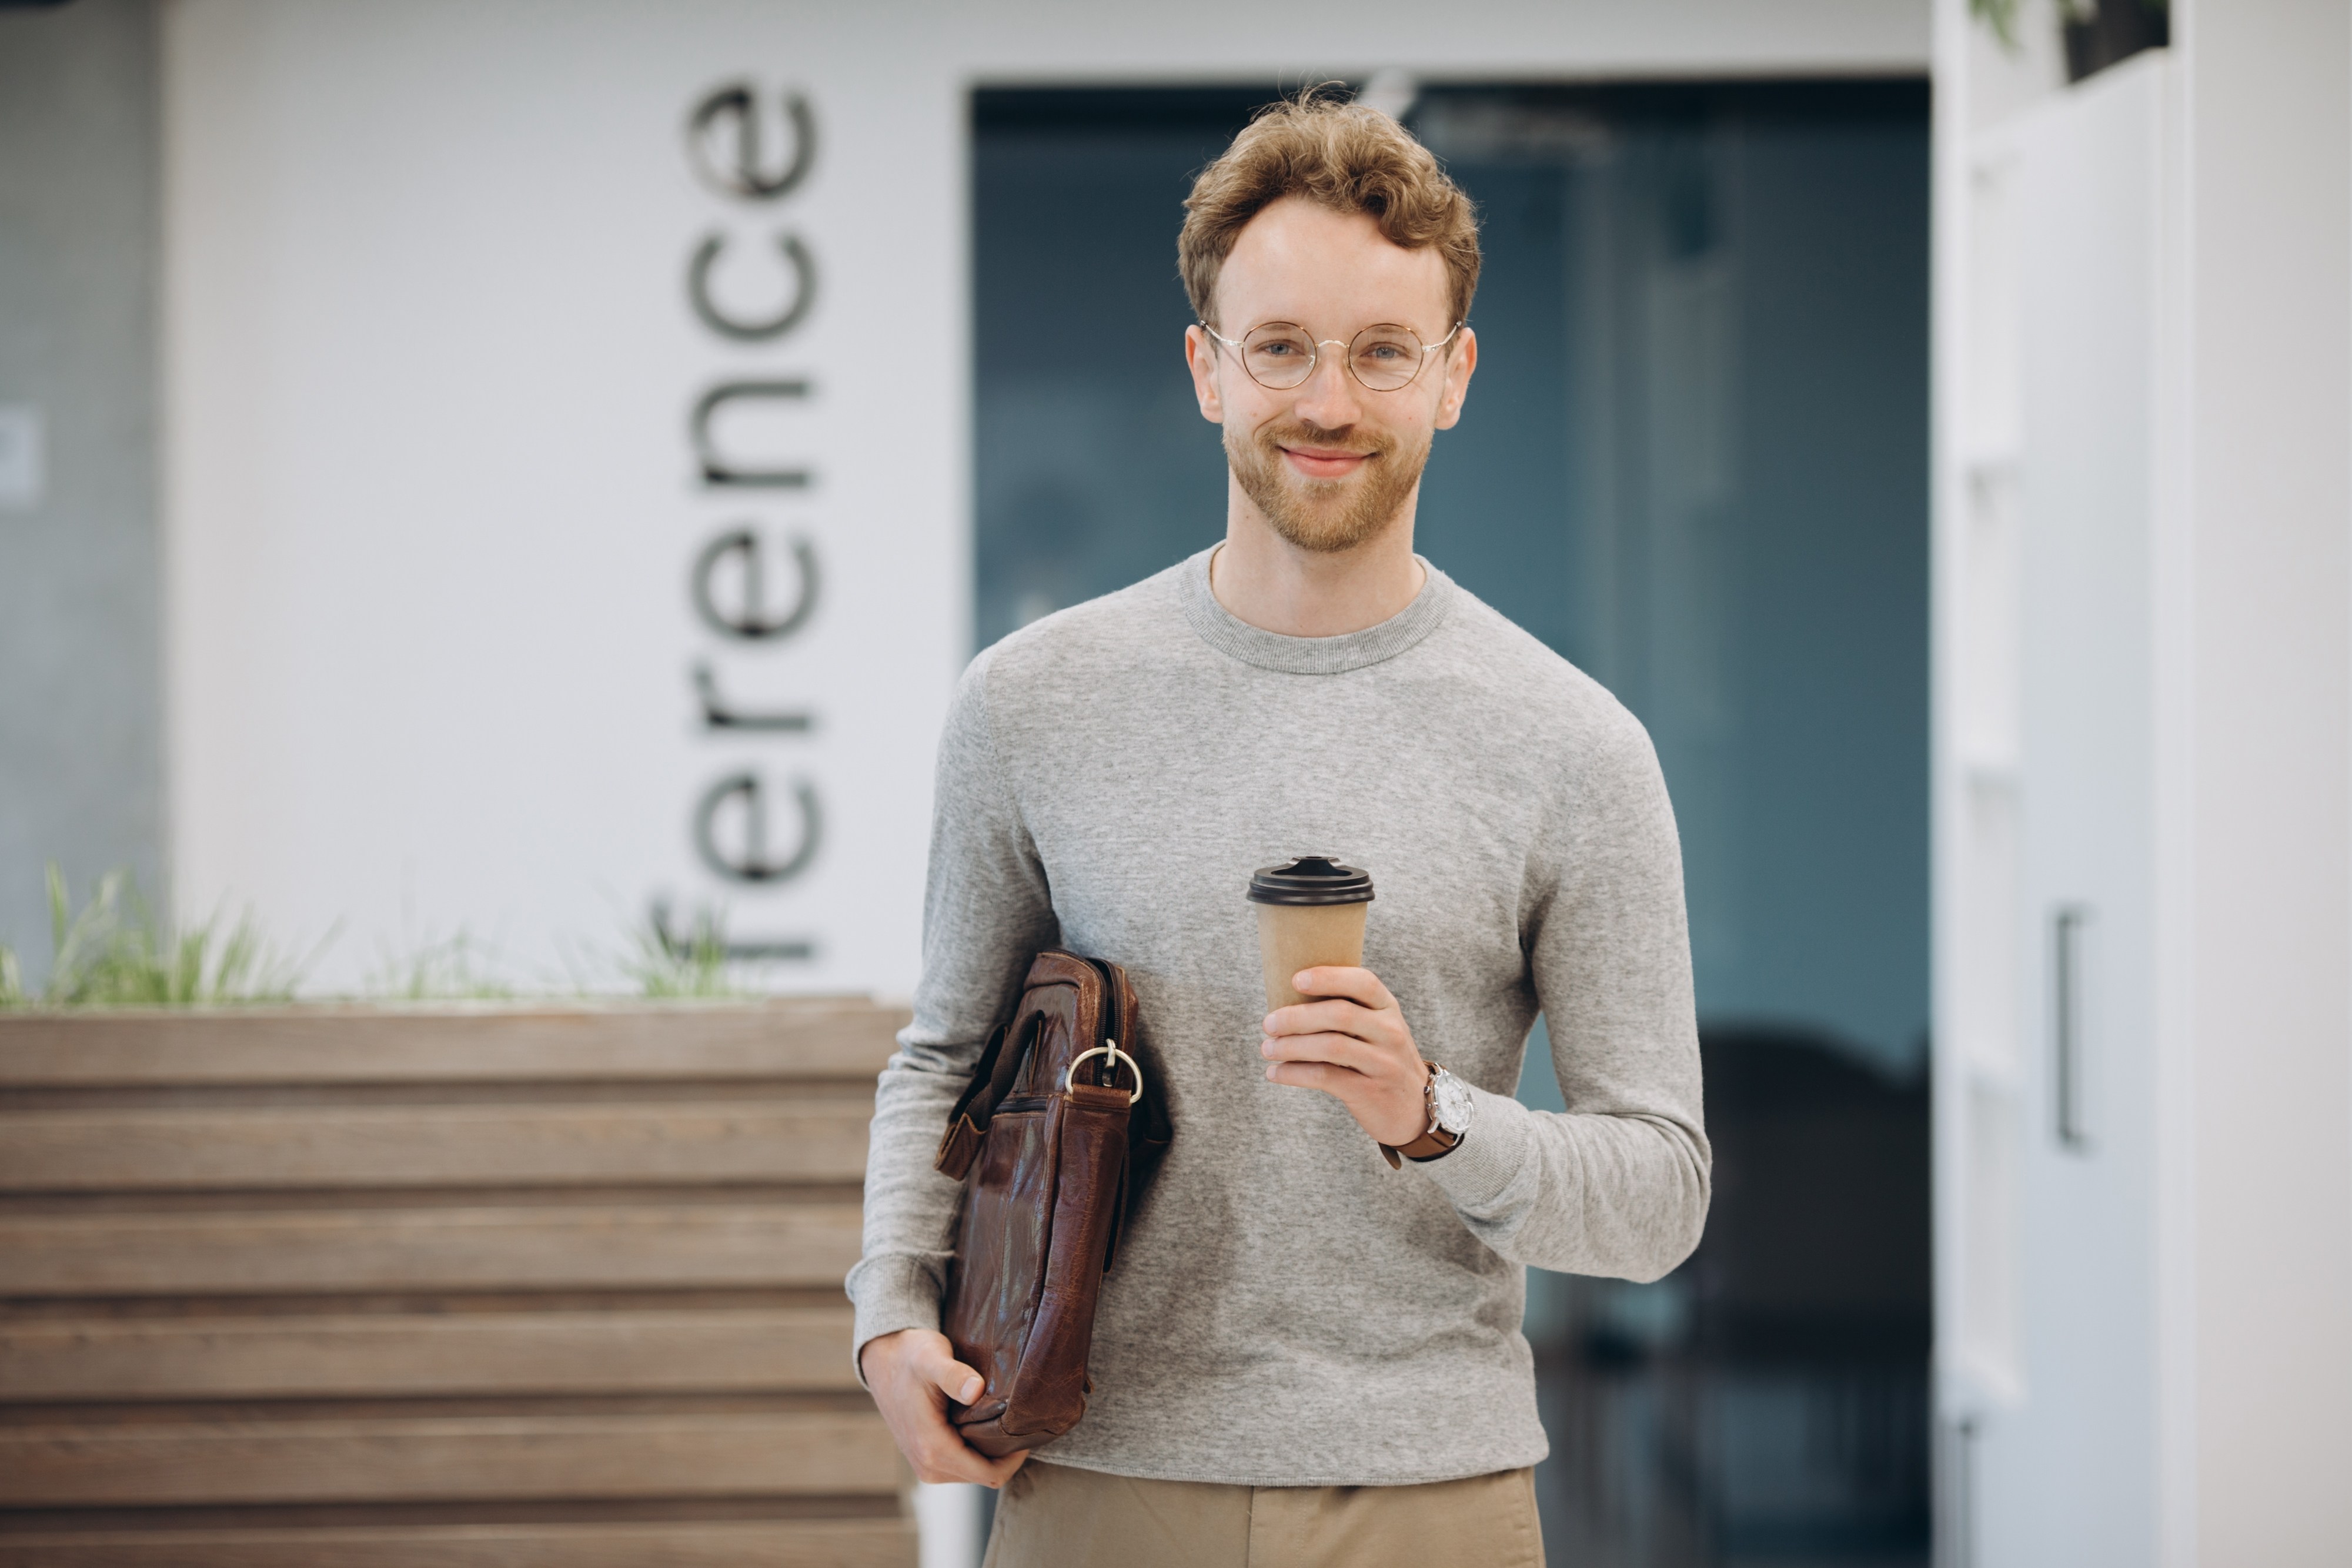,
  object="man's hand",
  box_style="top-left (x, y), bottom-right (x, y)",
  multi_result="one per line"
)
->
top-left (1260, 966), bottom-right (1429, 1146)
top-left (860, 1329), bottom-right (1030, 1487)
